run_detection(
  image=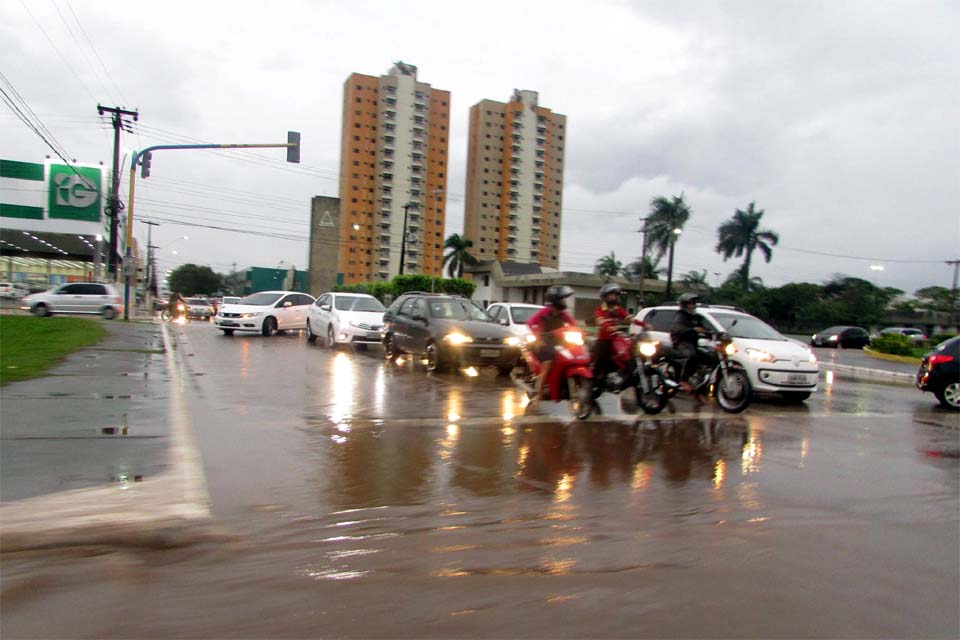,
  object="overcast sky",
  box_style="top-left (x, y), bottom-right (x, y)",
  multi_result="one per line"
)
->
top-left (3, 0), bottom-right (957, 294)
